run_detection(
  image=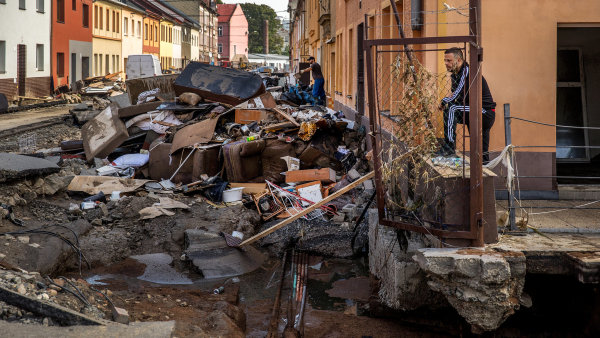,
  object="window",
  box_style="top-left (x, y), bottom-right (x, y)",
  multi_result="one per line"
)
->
top-left (161, 26), bottom-right (164, 41)
top-left (123, 17), bottom-right (128, 35)
top-left (57, 53), bottom-right (65, 77)
top-left (57, 0), bottom-right (64, 22)
top-left (82, 4), bottom-right (89, 27)
top-left (112, 11), bottom-right (115, 33)
top-left (19, 0), bottom-right (25, 10)
top-left (218, 25), bottom-right (222, 36)
top-left (145, 23), bottom-right (148, 40)
top-left (105, 54), bottom-right (109, 74)
top-left (116, 13), bottom-right (119, 33)
top-left (36, 44), bottom-right (44, 70)
top-left (106, 9), bottom-right (109, 31)
top-left (37, 0), bottom-right (44, 13)
top-left (131, 19), bottom-right (134, 37)
top-left (0, 41), bottom-right (5, 73)
top-left (218, 43), bottom-right (222, 54)
top-left (99, 6), bottom-right (102, 29)
top-left (154, 25), bottom-right (158, 42)
top-left (0, 0), bottom-right (6, 4)
top-left (116, 56), bottom-right (119, 72)
top-left (137, 22), bottom-right (141, 37)
top-left (72, 0), bottom-right (76, 11)
top-left (94, 54), bottom-right (97, 76)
